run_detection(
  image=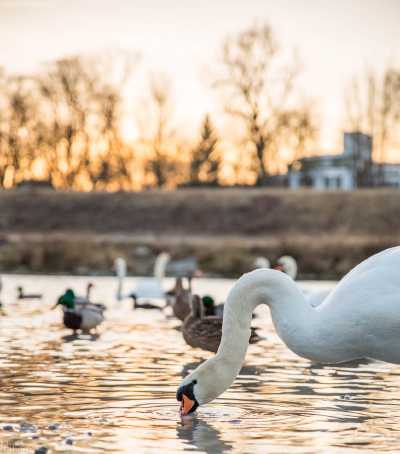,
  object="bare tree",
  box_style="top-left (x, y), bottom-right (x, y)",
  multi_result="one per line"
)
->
top-left (139, 74), bottom-right (180, 188)
top-left (345, 67), bottom-right (400, 166)
top-left (284, 102), bottom-right (319, 162)
top-left (37, 53), bottom-right (137, 190)
top-left (214, 22), bottom-right (313, 185)
top-left (0, 73), bottom-right (41, 187)
top-left (188, 114), bottom-right (220, 185)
